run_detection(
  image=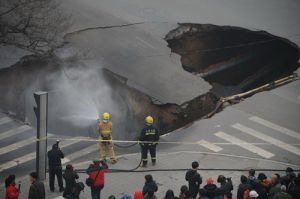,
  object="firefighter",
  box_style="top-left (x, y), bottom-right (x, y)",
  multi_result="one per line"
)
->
top-left (139, 116), bottom-right (159, 167)
top-left (98, 112), bottom-right (116, 164)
